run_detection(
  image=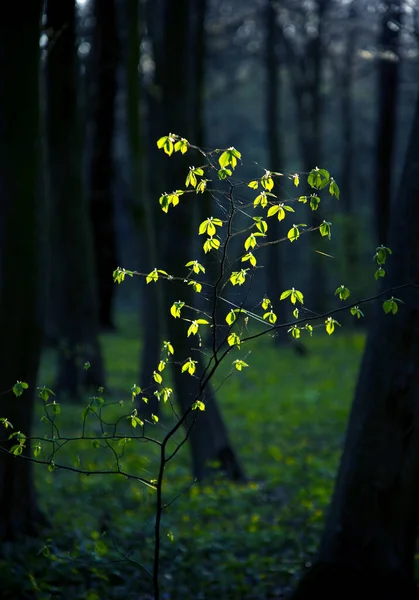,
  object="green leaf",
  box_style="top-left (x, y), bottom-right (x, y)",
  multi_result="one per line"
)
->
top-left (10, 444), bottom-right (23, 456)
top-left (248, 180), bottom-right (259, 189)
top-left (38, 386), bottom-right (55, 402)
top-left (196, 179), bottom-right (208, 194)
top-left (329, 179), bottom-right (340, 199)
top-left (261, 297), bottom-right (270, 310)
top-left (131, 384), bottom-right (141, 398)
top-left (375, 267), bottom-right (385, 280)
top-left (170, 301), bottom-right (185, 318)
top-left (192, 400), bottom-right (206, 411)
top-left (230, 270), bottom-right (248, 286)
top-left (267, 205), bottom-right (280, 218)
top-left (319, 221), bottom-right (332, 239)
top-left (226, 310), bottom-right (237, 325)
top-left (383, 297), bottom-right (400, 315)
top-left (334, 285), bottom-right (350, 301)
top-left (263, 311), bottom-right (277, 324)
top-left (227, 332), bottom-right (241, 348)
top-left (146, 268), bottom-right (159, 284)
top-left (163, 341), bottom-right (174, 355)
top-left (92, 439), bottom-right (101, 449)
top-left (350, 306), bottom-right (364, 319)
top-left (181, 358), bottom-right (197, 376)
top-left (374, 245), bottom-right (392, 265)
top-left (241, 252), bottom-right (257, 267)
top-left (325, 317), bottom-right (340, 335)
top-left (253, 190), bottom-right (276, 208)
top-left (174, 138), bottom-right (188, 154)
top-left (188, 280), bottom-right (202, 293)
top-left (0, 418), bottom-right (13, 429)
top-left (203, 237), bottom-right (221, 253)
top-left (186, 260), bottom-right (205, 274)
top-left (309, 195), bottom-right (320, 211)
top-left (253, 217), bottom-right (268, 234)
top-left (233, 360), bottom-right (249, 371)
top-left (12, 381), bottom-right (28, 397)
top-left (151, 414), bottom-right (159, 423)
top-left (187, 321), bottom-right (199, 337)
top-left (290, 326), bottom-right (301, 339)
top-left (280, 288), bottom-right (303, 305)
top-left (217, 167), bottom-right (232, 180)
top-left (156, 135), bottom-right (174, 156)
top-left (199, 217), bottom-right (222, 236)
top-left (307, 167), bottom-right (330, 190)
top-left (287, 226), bottom-right (300, 242)
top-left (158, 360), bottom-right (166, 372)
top-left (153, 371), bottom-right (163, 384)
top-left (261, 172), bottom-right (274, 191)
top-left (48, 461), bottom-right (55, 472)
top-left (218, 147), bottom-right (241, 169)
